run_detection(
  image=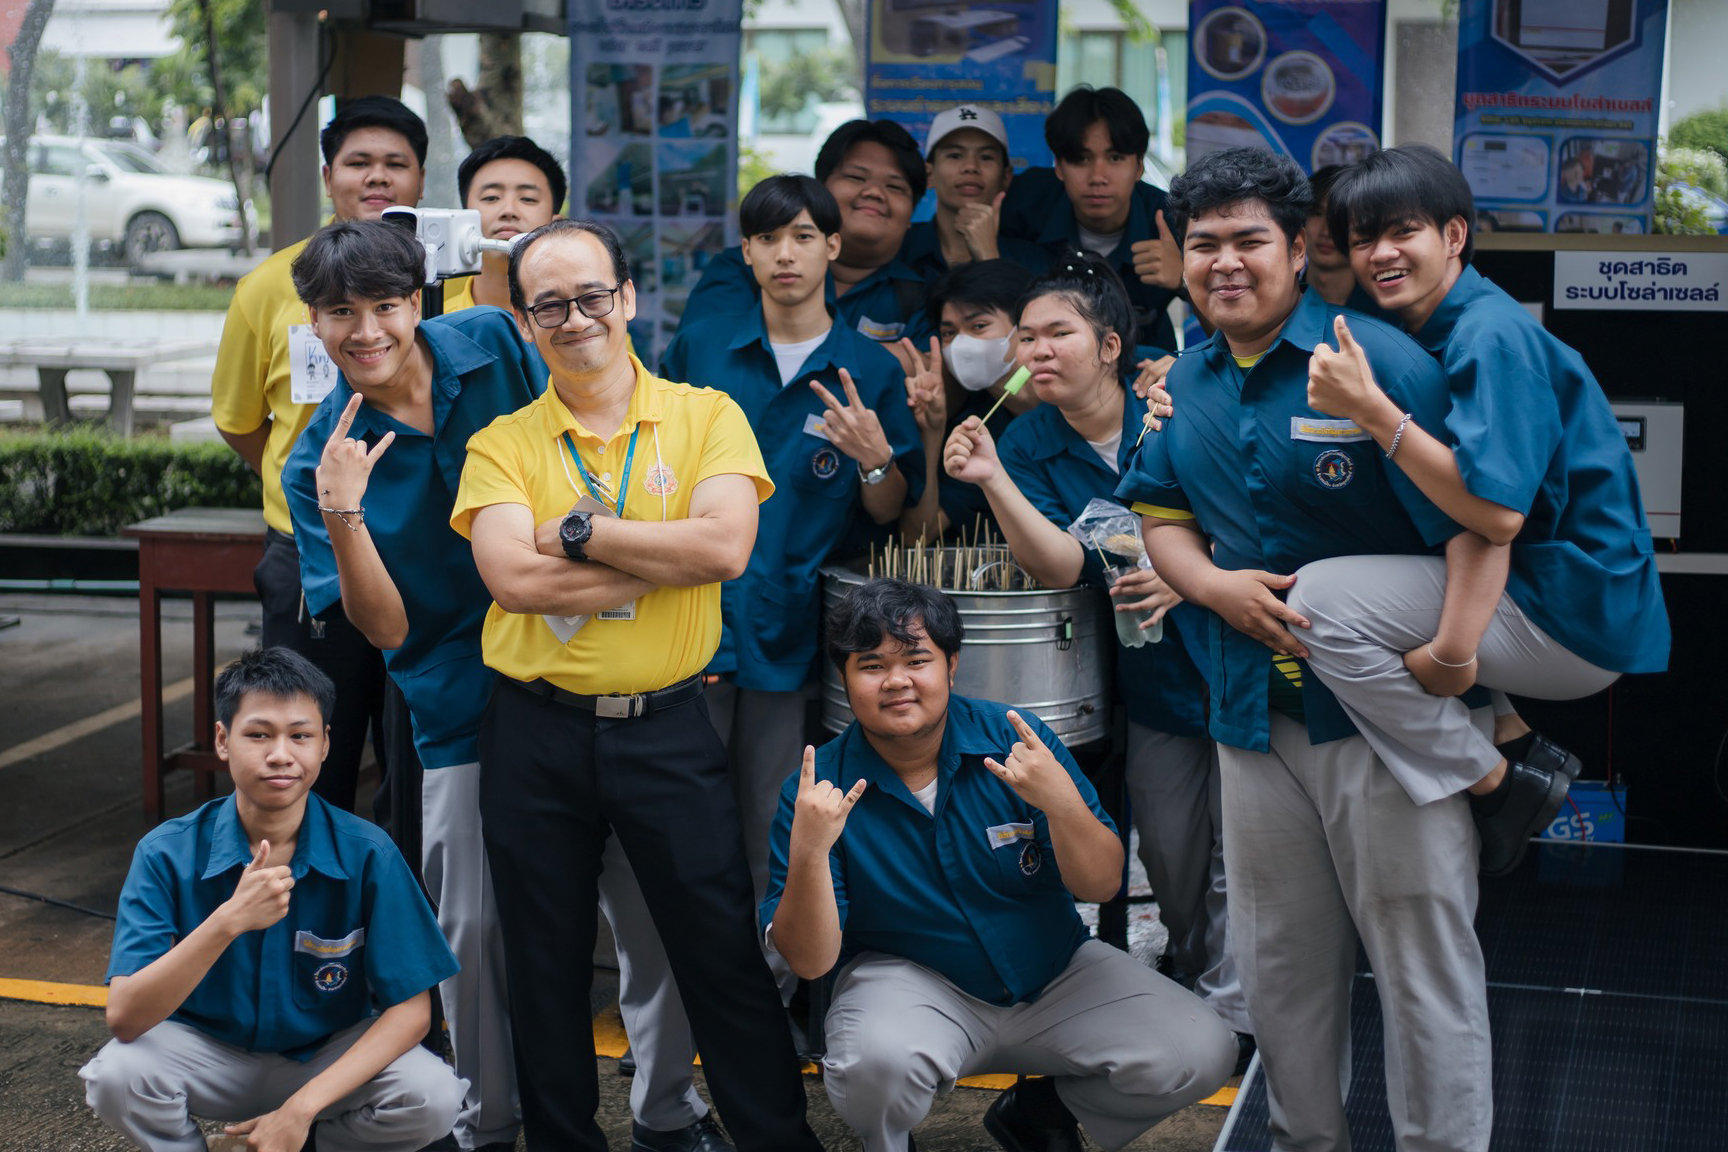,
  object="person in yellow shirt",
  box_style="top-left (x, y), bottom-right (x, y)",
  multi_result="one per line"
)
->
top-left (210, 96), bottom-right (427, 814)
top-left (450, 219), bottom-right (823, 1152)
top-left (443, 135), bottom-right (567, 315)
